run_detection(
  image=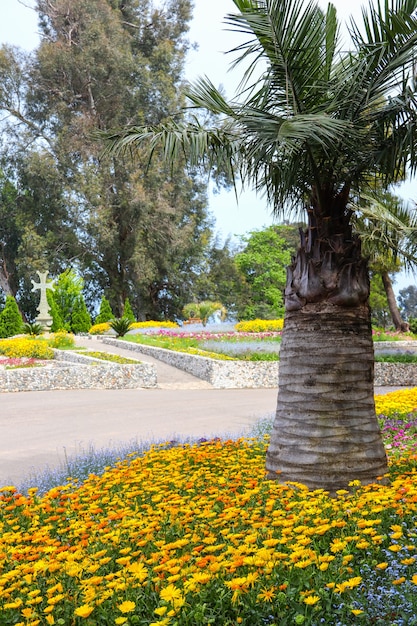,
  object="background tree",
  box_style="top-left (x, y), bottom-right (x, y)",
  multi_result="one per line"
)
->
top-left (369, 273), bottom-right (391, 328)
top-left (398, 285), bottom-right (417, 320)
top-left (353, 193), bottom-right (417, 332)
top-left (234, 226), bottom-right (292, 319)
top-left (108, 0), bottom-right (417, 490)
top-left (0, 0), bottom-right (212, 320)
